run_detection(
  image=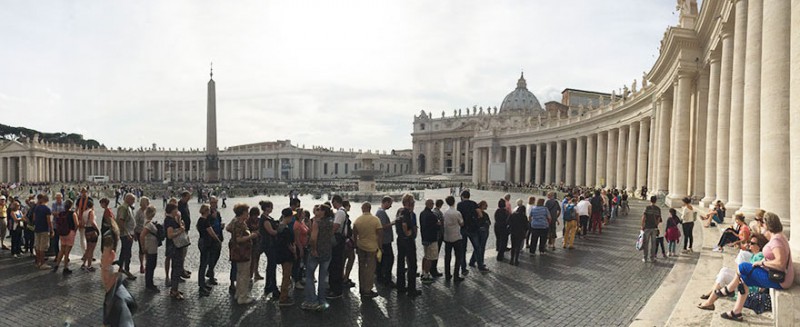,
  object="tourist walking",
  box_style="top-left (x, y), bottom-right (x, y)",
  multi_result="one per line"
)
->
top-left (395, 193), bottom-right (420, 297)
top-left (562, 196), bottom-right (577, 249)
top-left (680, 197), bottom-right (696, 253)
top-left (228, 203), bottom-right (258, 305)
top-left (442, 196), bottom-right (465, 281)
top-left (528, 198), bottom-right (550, 255)
top-left (352, 202), bottom-right (382, 297)
top-left (665, 208), bottom-right (681, 256)
top-left (469, 200), bottom-right (490, 272)
top-left (48, 193), bottom-right (64, 257)
top-left (575, 196), bottom-right (591, 237)
top-left (420, 199), bottom-right (440, 283)
top-left (508, 199), bottom-right (528, 266)
top-left (116, 193), bottom-right (137, 280)
top-left (342, 201), bottom-right (357, 289)
top-left (32, 194), bottom-right (53, 270)
top-left (641, 196), bottom-right (661, 262)
top-left (134, 196), bottom-right (149, 275)
top-left (589, 190), bottom-right (604, 234)
top-left (139, 206), bottom-right (159, 292)
top-left (375, 196), bottom-right (395, 287)
top-left (302, 204), bottom-right (335, 311)
top-left (544, 192), bottom-right (561, 251)
top-left (494, 199), bottom-right (510, 261)
top-left (52, 199), bottom-right (78, 274)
